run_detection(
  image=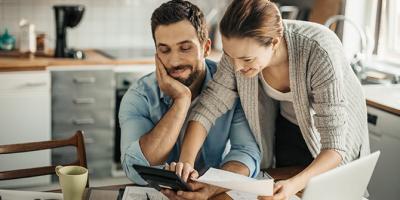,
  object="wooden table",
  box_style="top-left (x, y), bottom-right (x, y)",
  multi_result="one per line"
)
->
top-left (72, 166), bottom-right (305, 200)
